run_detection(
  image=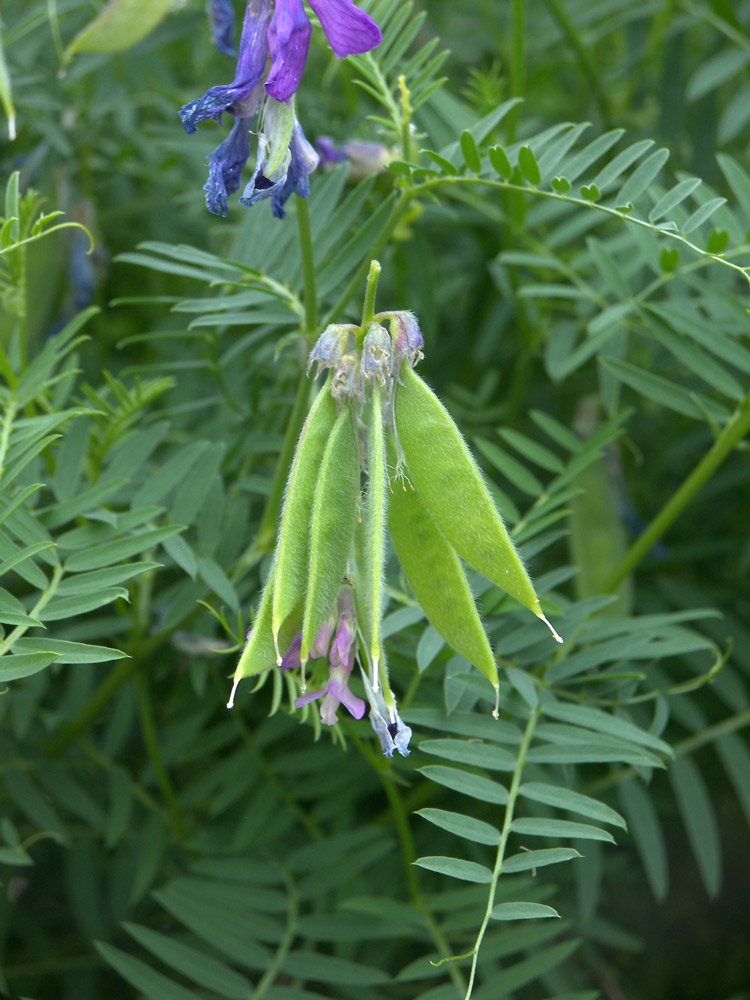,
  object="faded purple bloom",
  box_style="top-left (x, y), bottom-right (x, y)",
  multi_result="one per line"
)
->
top-left (316, 136), bottom-right (349, 167)
top-left (307, 323), bottom-right (356, 377)
top-left (205, 116), bottom-right (252, 216)
top-left (180, 0), bottom-right (272, 133)
top-left (317, 136), bottom-right (392, 178)
top-left (361, 323), bottom-right (392, 387)
top-left (208, 0), bottom-right (236, 56)
top-left (378, 310), bottom-right (424, 375)
top-left (362, 673), bottom-right (412, 757)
